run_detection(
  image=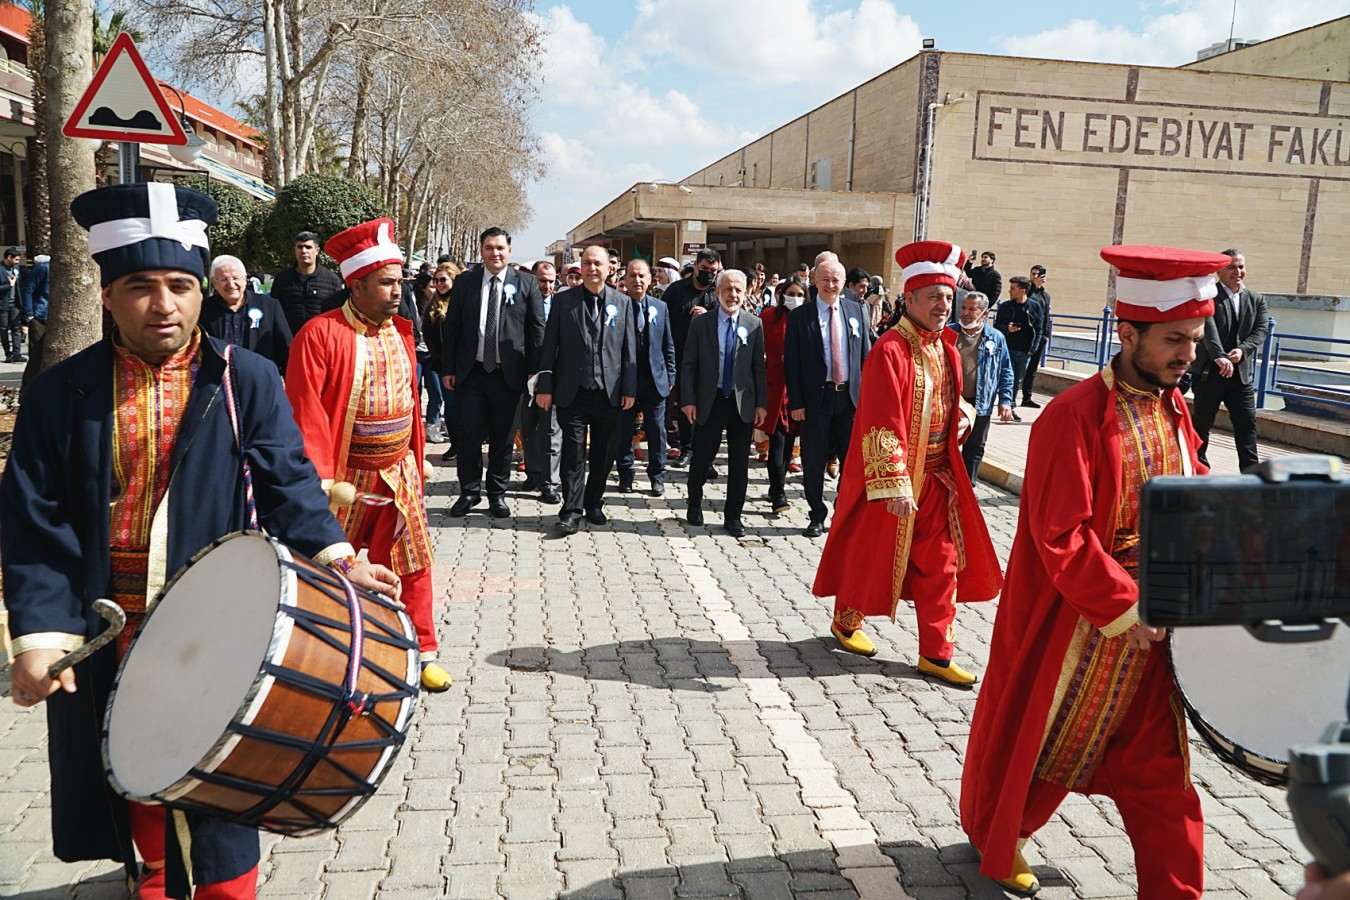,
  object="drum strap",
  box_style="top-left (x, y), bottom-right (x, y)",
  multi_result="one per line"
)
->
top-left (337, 573), bottom-right (375, 717)
top-left (220, 345), bottom-right (259, 532)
